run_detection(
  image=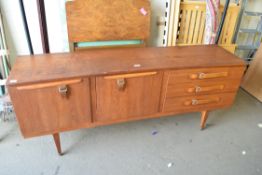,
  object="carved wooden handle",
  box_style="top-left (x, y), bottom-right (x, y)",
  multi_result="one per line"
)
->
top-left (184, 97), bottom-right (220, 106)
top-left (116, 78), bottom-right (126, 91)
top-left (187, 85), bottom-right (225, 93)
top-left (104, 72), bottom-right (157, 79)
top-left (17, 79), bottom-right (81, 90)
top-left (190, 72), bottom-right (228, 80)
top-left (58, 85), bottom-right (68, 97)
